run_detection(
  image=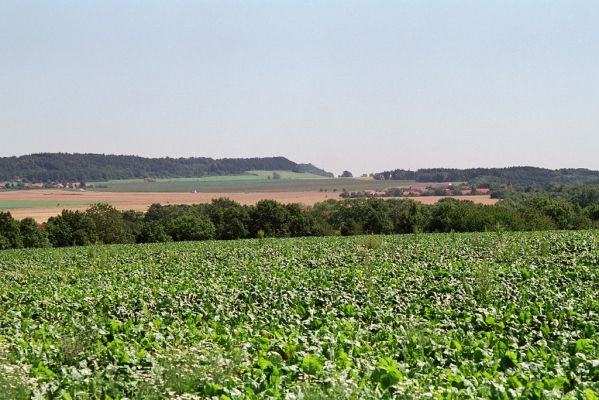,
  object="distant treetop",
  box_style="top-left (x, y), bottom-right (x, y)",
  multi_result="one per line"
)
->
top-left (0, 153), bottom-right (334, 182)
top-left (371, 167), bottom-right (599, 188)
